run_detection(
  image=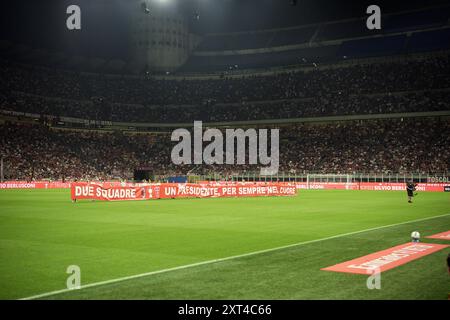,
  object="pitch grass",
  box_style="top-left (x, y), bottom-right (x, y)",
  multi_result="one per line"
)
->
top-left (0, 189), bottom-right (448, 300)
